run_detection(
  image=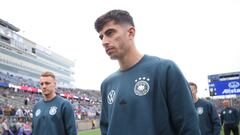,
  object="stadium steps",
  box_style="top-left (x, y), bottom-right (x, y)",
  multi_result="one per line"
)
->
top-left (0, 94), bottom-right (32, 108)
